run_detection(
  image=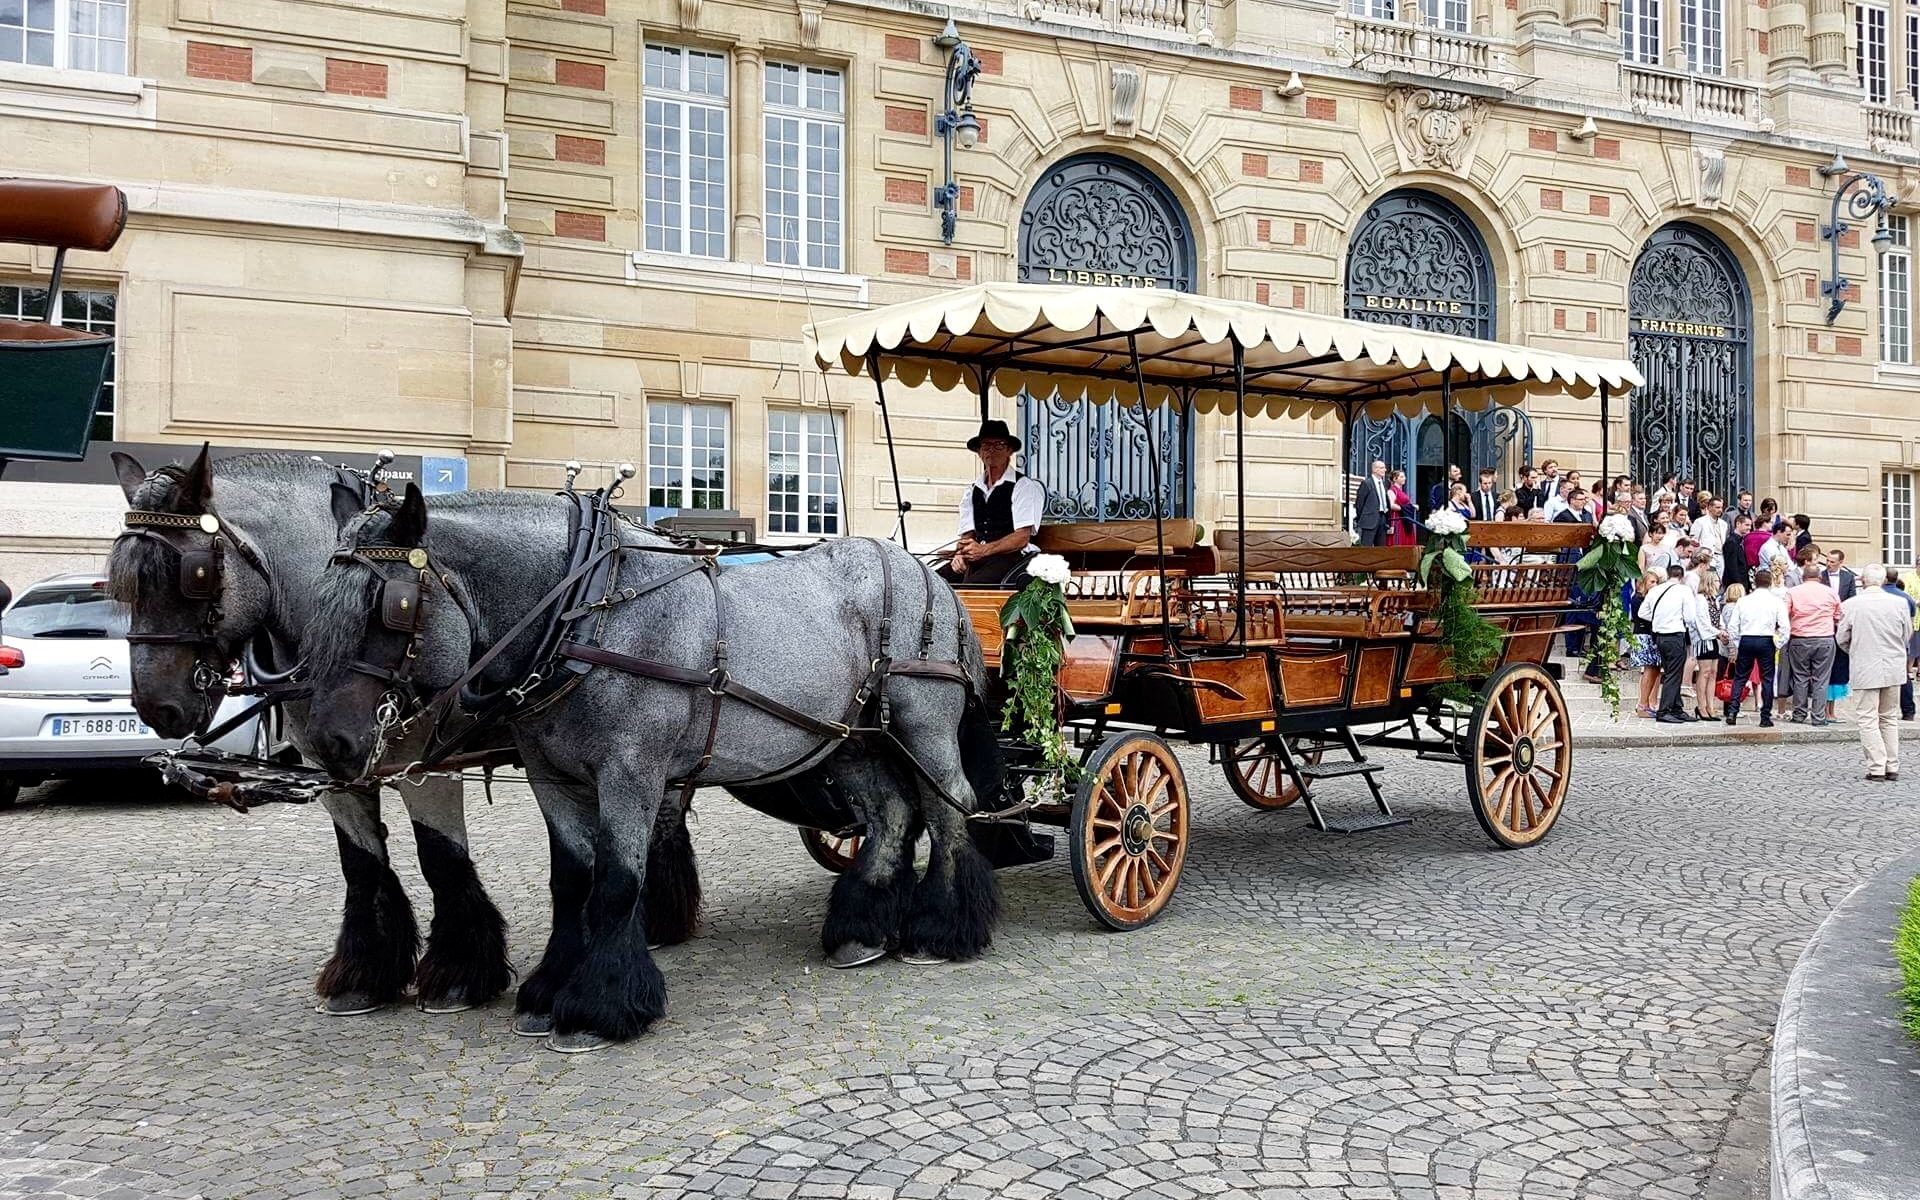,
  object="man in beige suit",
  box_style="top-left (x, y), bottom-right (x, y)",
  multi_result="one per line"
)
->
top-left (1837, 564), bottom-right (1912, 782)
